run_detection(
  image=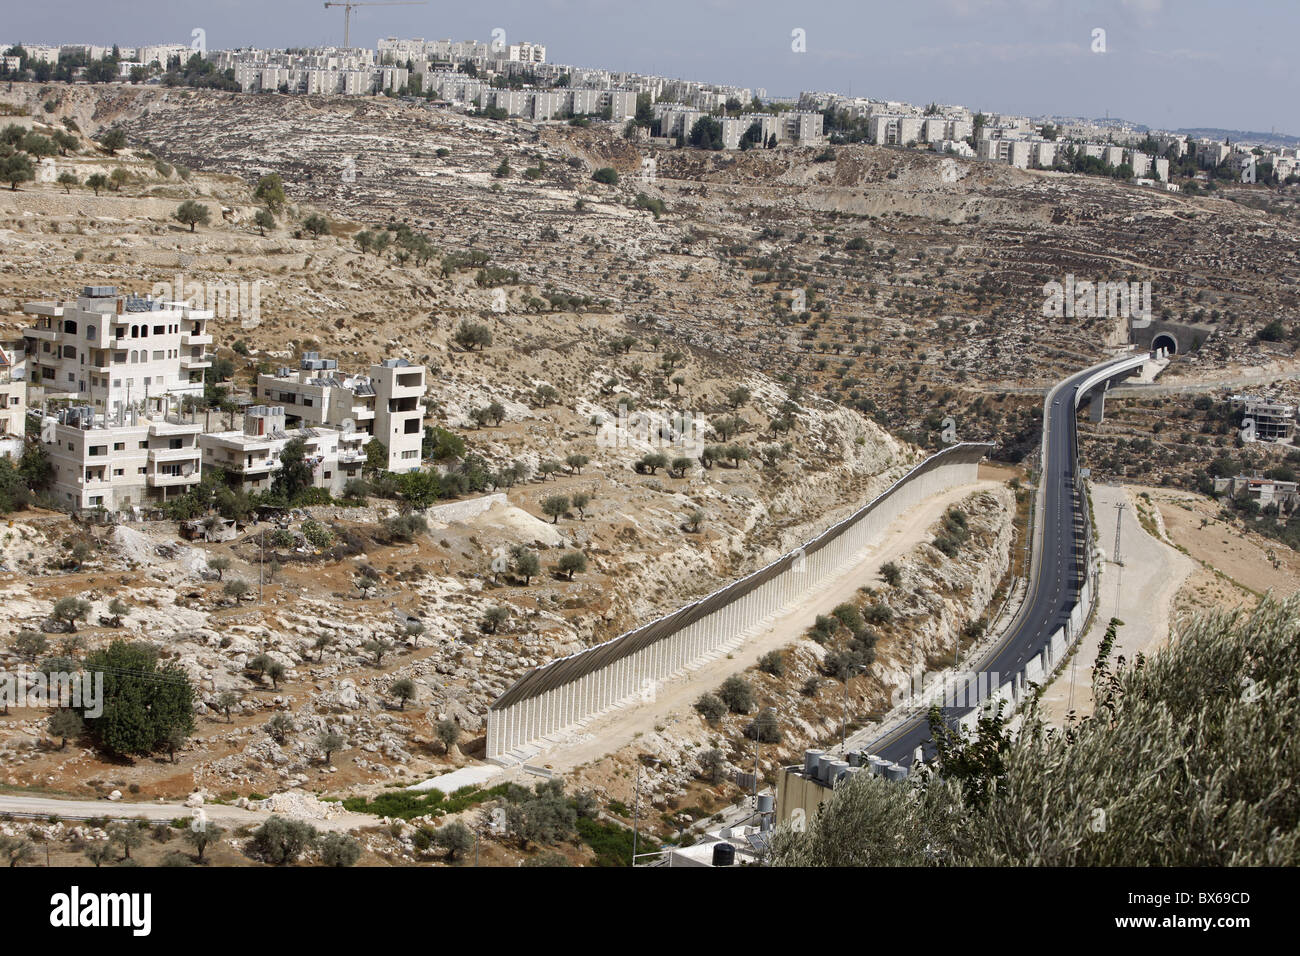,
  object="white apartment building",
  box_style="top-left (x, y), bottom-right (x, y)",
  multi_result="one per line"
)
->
top-left (199, 405), bottom-right (365, 495)
top-left (783, 111), bottom-right (824, 144)
top-left (0, 343), bottom-right (26, 460)
top-left (506, 42), bottom-right (546, 64)
top-left (134, 43), bottom-right (190, 68)
top-left (978, 137), bottom-right (1032, 168)
top-left (21, 286), bottom-right (211, 511)
top-left (251, 353), bottom-right (425, 473)
top-left (39, 404), bottom-right (203, 512)
top-left (869, 114), bottom-right (923, 146)
top-left (22, 286), bottom-right (210, 415)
